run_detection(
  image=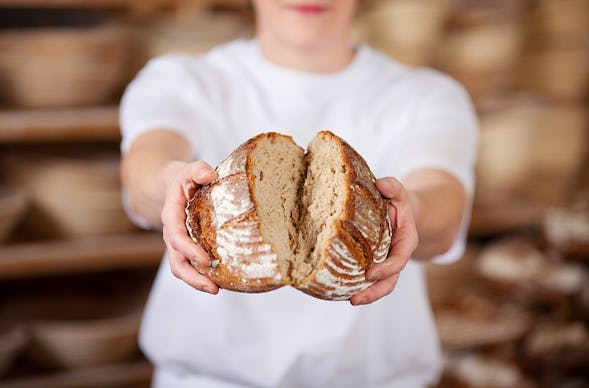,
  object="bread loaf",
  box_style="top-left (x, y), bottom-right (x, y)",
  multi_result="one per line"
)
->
top-left (185, 131), bottom-right (392, 300)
